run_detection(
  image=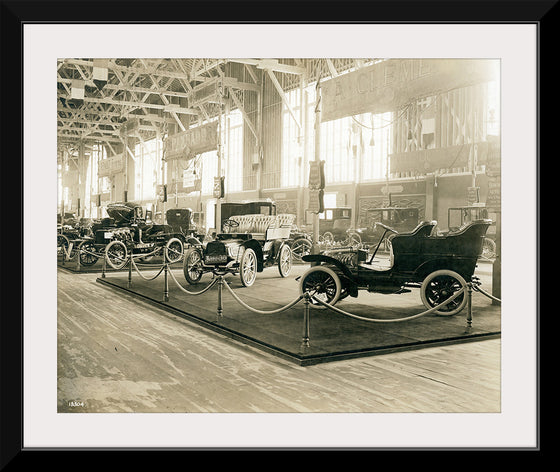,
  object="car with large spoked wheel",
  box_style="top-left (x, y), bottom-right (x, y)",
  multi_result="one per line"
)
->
top-left (298, 218), bottom-right (492, 316)
top-left (182, 213), bottom-right (294, 287)
top-left (76, 202), bottom-right (189, 269)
